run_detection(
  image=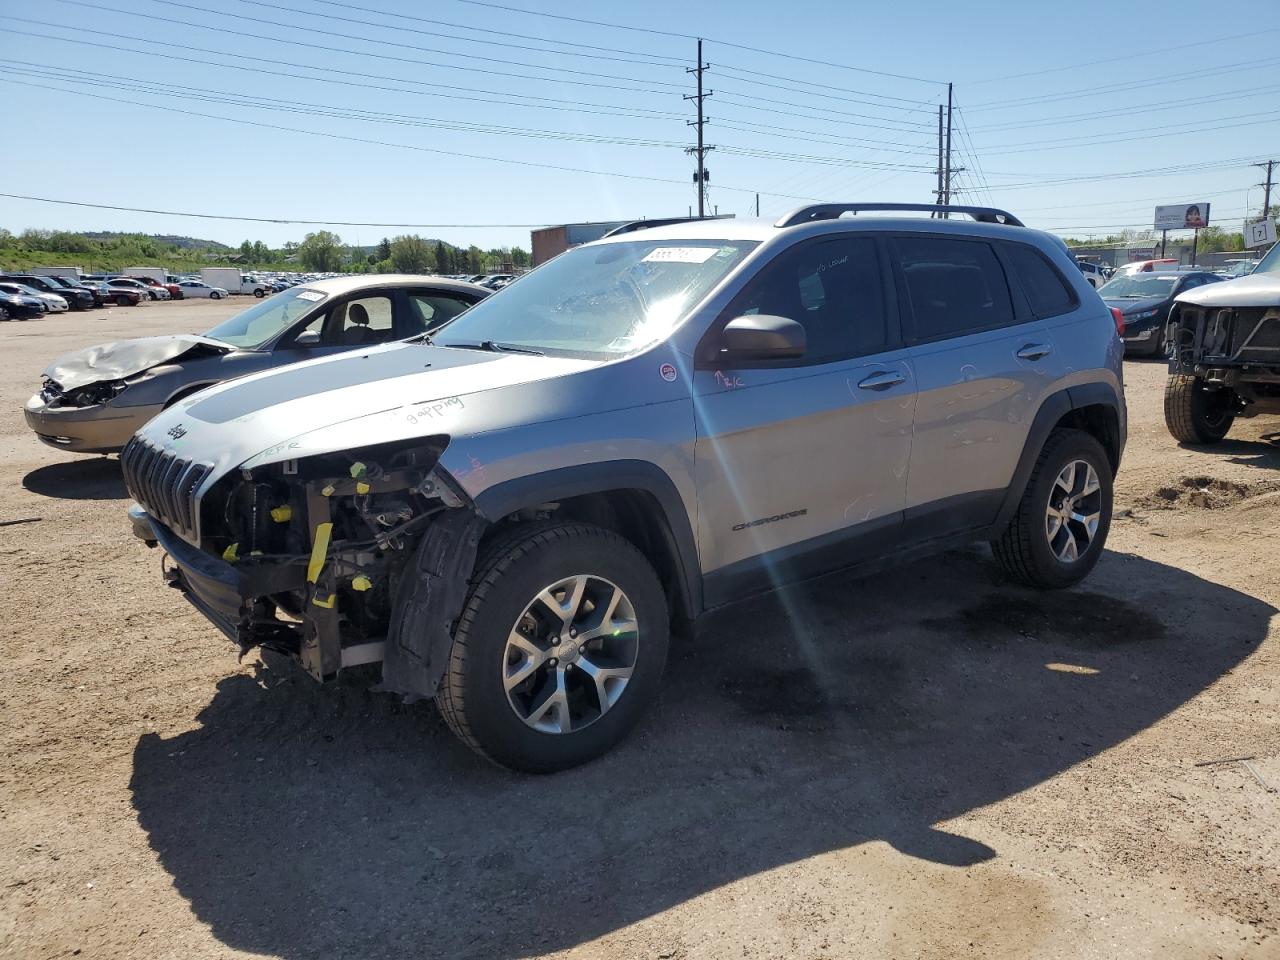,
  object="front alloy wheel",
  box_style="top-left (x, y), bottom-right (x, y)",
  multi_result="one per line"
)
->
top-left (503, 574), bottom-right (639, 734)
top-left (435, 522), bottom-right (669, 772)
